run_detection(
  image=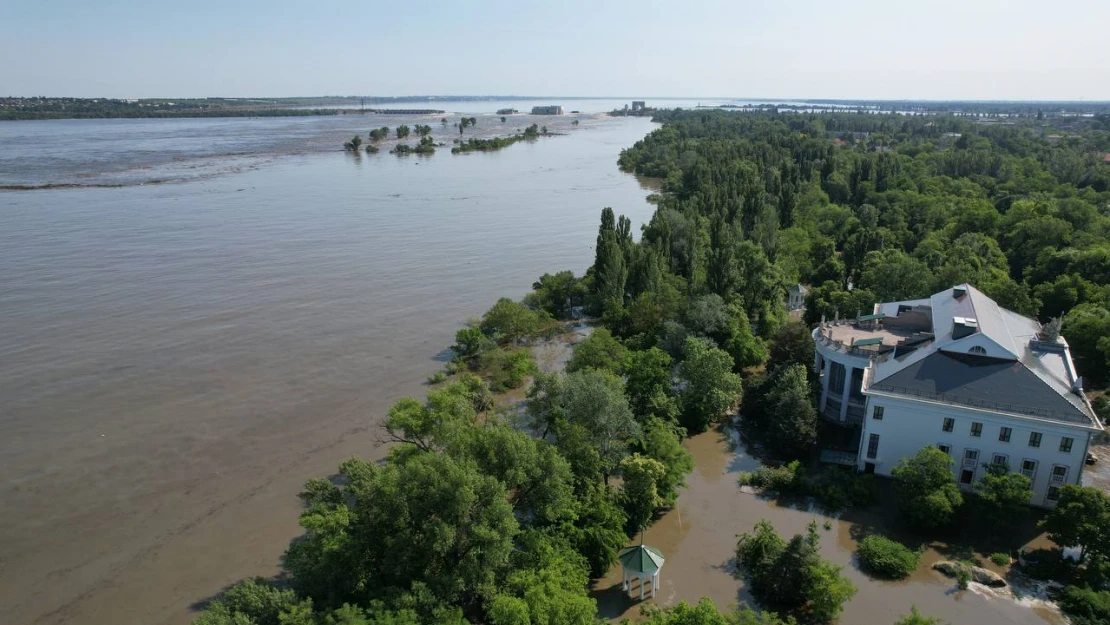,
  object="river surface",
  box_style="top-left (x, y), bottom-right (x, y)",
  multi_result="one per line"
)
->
top-left (1, 105), bottom-right (1062, 625)
top-left (0, 114), bottom-right (659, 625)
